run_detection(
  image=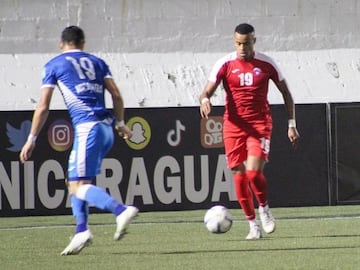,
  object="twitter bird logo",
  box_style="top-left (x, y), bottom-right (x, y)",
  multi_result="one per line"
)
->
top-left (6, 120), bottom-right (32, 152)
